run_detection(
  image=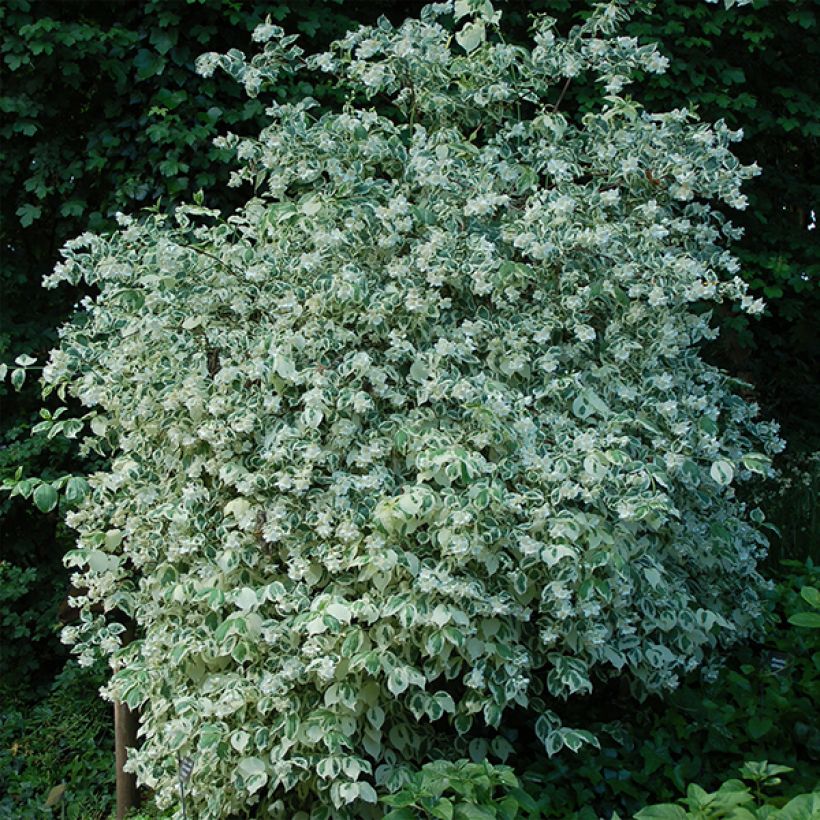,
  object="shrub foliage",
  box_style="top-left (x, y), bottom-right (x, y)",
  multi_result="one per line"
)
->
top-left (39, 1), bottom-right (781, 816)
top-left (2, 0), bottom-right (817, 716)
